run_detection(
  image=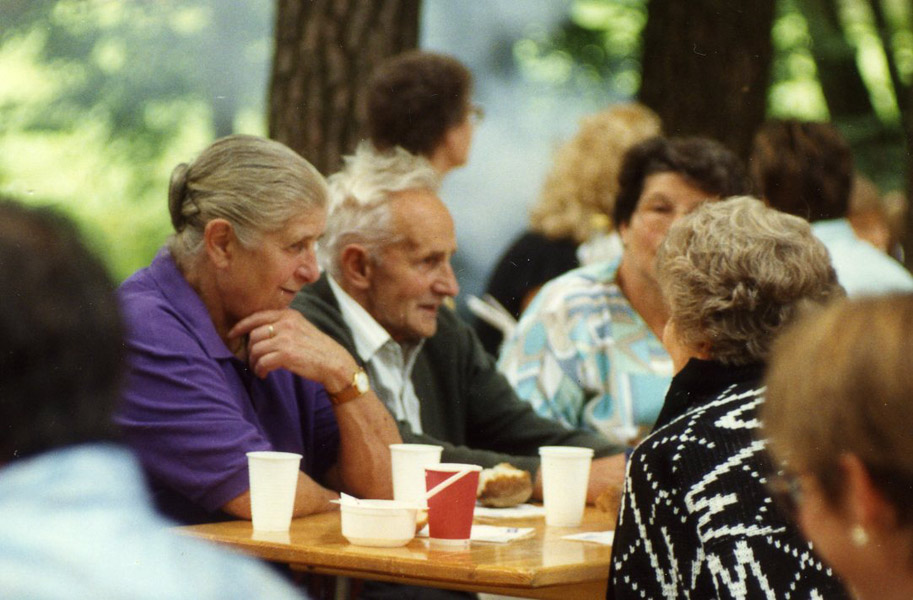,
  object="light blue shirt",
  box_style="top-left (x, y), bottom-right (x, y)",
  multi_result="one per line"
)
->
top-left (498, 260), bottom-right (672, 446)
top-left (0, 444), bottom-right (305, 599)
top-left (812, 218), bottom-right (913, 297)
